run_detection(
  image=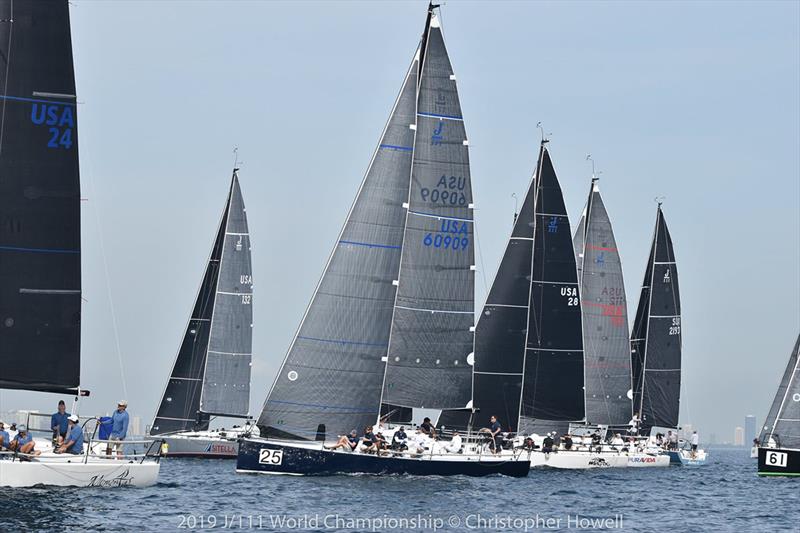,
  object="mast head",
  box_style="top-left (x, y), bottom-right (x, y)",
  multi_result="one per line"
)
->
top-left (536, 121), bottom-right (551, 145)
top-left (654, 196), bottom-right (666, 208)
